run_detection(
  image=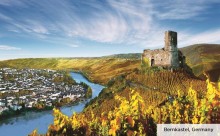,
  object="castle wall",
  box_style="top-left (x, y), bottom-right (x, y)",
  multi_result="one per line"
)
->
top-left (143, 49), bottom-right (171, 67)
top-left (142, 30), bottom-right (182, 69)
top-left (170, 50), bottom-right (179, 68)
